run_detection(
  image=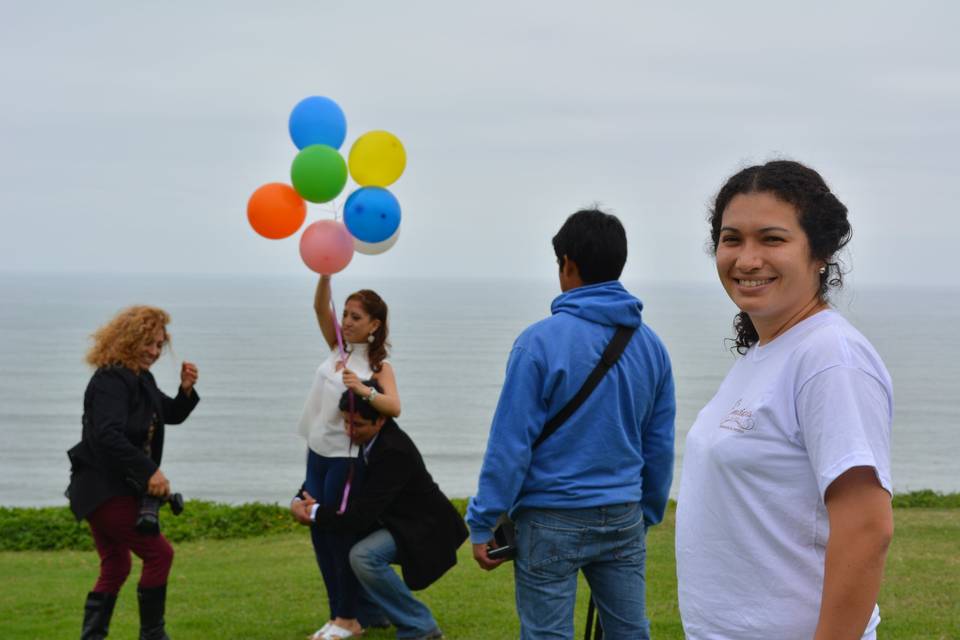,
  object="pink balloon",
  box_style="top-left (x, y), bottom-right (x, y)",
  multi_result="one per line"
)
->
top-left (299, 220), bottom-right (355, 274)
